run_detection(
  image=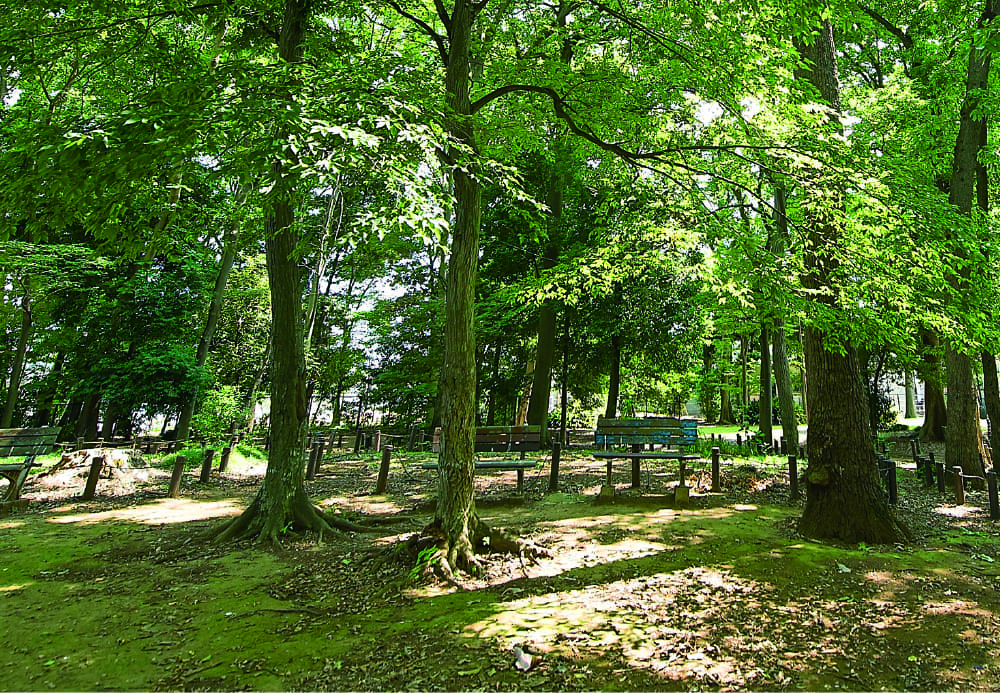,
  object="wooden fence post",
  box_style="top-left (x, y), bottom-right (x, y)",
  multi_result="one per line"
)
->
top-left (936, 461), bottom-right (946, 493)
top-left (953, 466), bottom-right (965, 505)
top-left (218, 446), bottom-right (232, 473)
top-left (82, 455), bottom-right (104, 500)
top-left (375, 446), bottom-right (393, 494)
top-left (711, 447), bottom-right (721, 492)
top-left (199, 449), bottom-right (215, 484)
top-left (788, 455), bottom-right (799, 501)
top-left (887, 458), bottom-right (898, 505)
top-left (549, 442), bottom-right (561, 493)
top-left (168, 455), bottom-right (186, 498)
top-left (988, 470), bottom-right (999, 520)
